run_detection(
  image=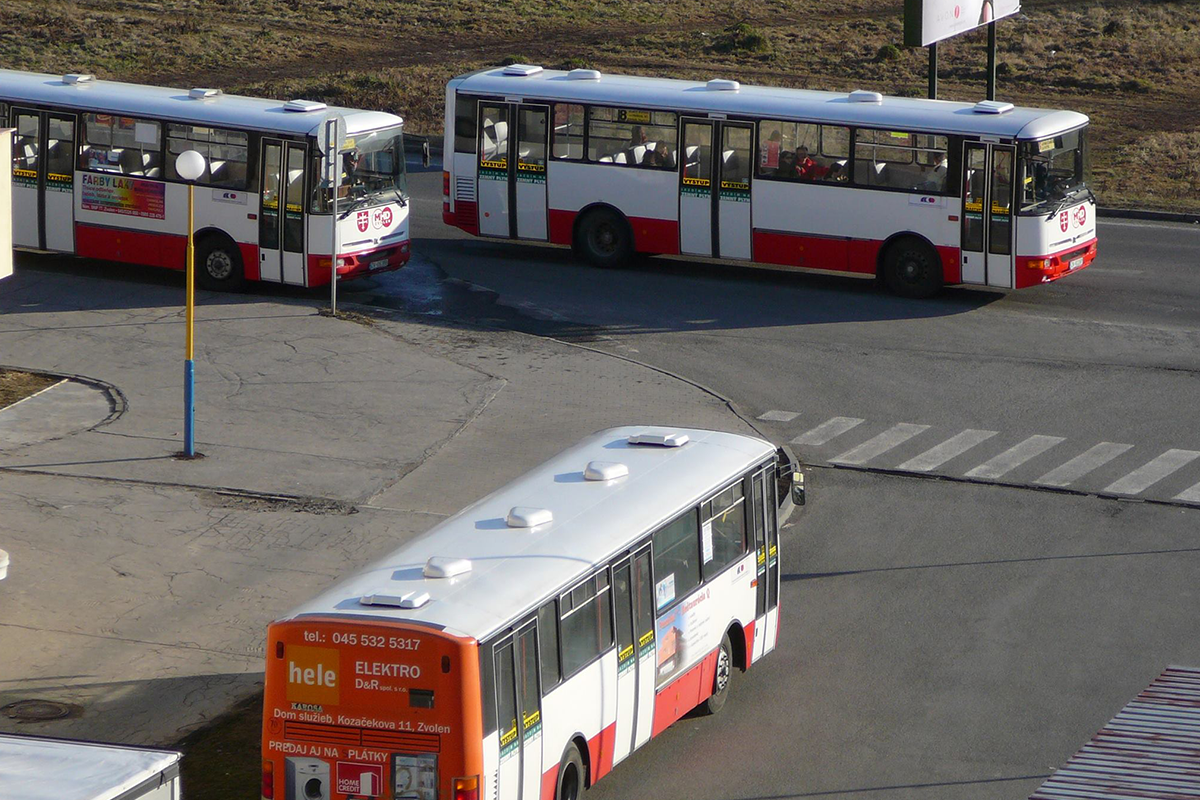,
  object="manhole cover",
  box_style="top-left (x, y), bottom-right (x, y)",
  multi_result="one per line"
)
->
top-left (2, 699), bottom-right (75, 721)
